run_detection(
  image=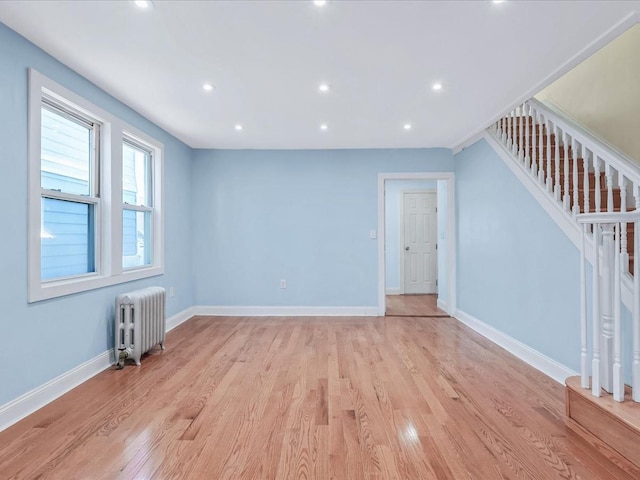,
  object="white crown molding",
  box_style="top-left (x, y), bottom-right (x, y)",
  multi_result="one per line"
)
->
top-left (192, 305), bottom-right (378, 317)
top-left (454, 309), bottom-right (577, 385)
